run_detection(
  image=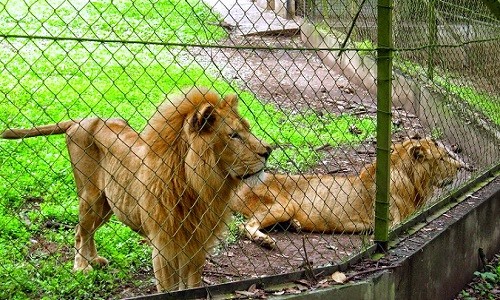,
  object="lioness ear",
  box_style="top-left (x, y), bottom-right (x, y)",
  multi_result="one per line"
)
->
top-left (190, 104), bottom-right (216, 133)
top-left (409, 145), bottom-right (427, 161)
top-left (223, 94), bottom-right (238, 109)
